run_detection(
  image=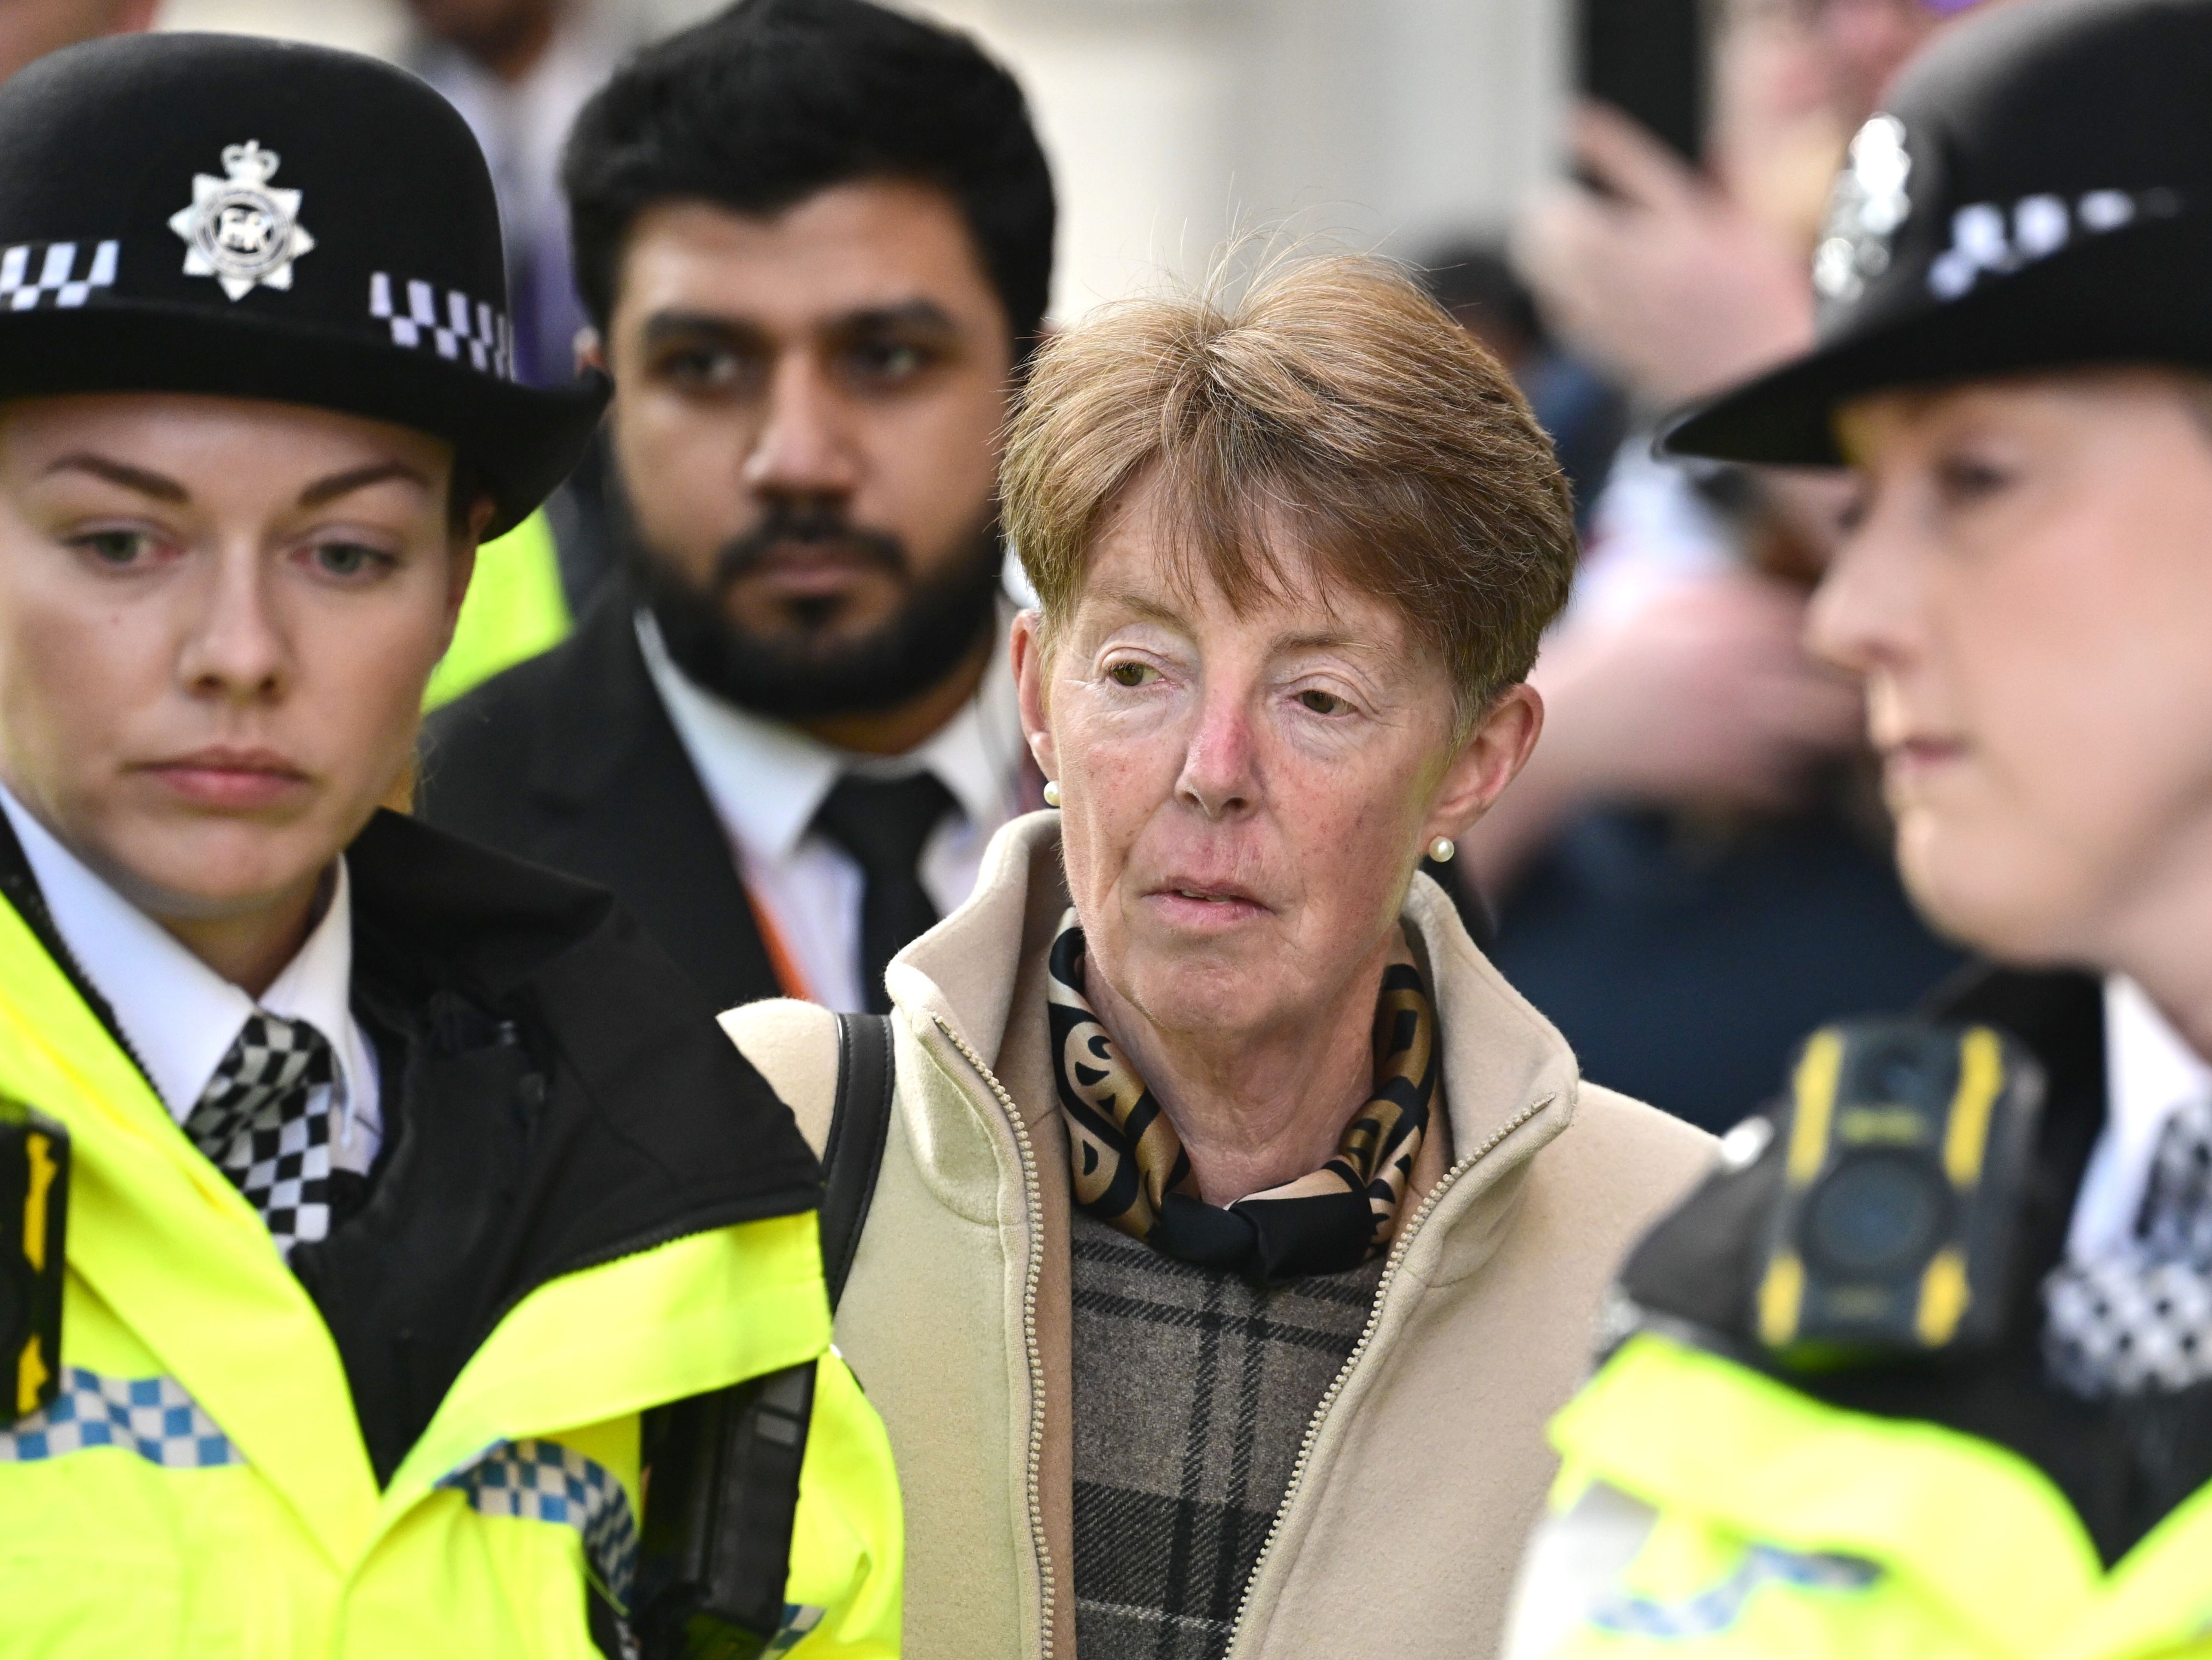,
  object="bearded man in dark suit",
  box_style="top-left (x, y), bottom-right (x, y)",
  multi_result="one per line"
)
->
top-left (423, 0), bottom-right (1055, 1015)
